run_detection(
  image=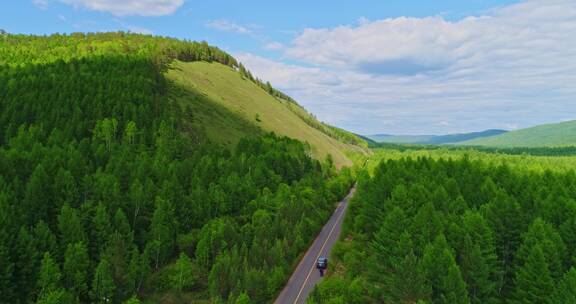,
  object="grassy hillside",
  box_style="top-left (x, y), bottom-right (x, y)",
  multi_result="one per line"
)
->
top-left (462, 120), bottom-right (576, 147)
top-left (166, 61), bottom-right (358, 167)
